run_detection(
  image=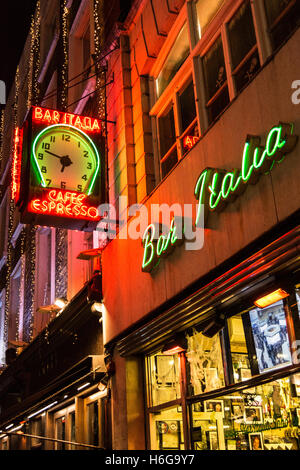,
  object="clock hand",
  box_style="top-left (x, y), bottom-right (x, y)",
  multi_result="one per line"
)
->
top-left (45, 149), bottom-right (64, 159)
top-left (60, 155), bottom-right (73, 172)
